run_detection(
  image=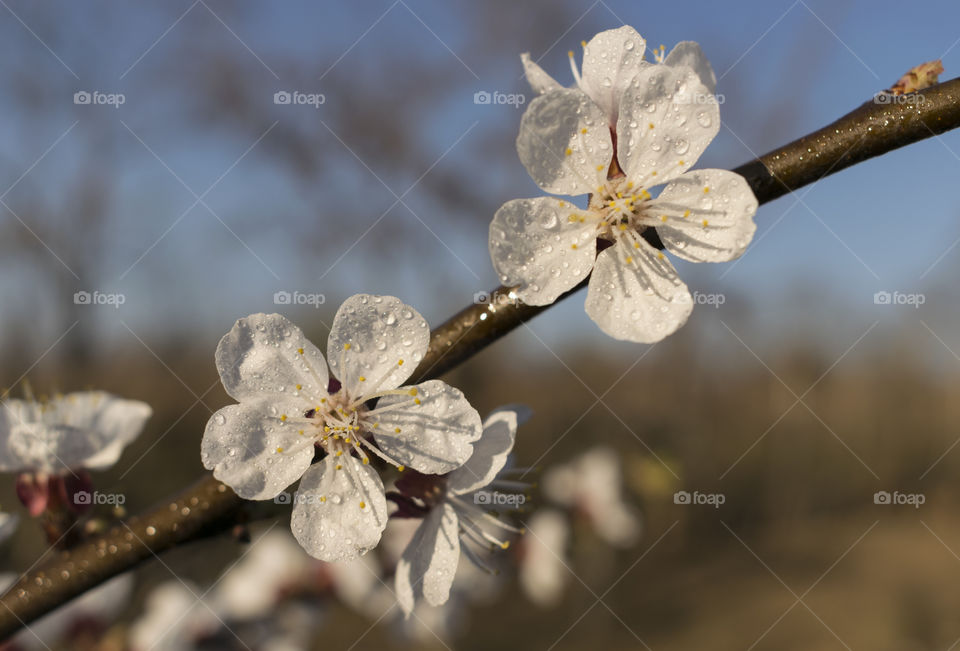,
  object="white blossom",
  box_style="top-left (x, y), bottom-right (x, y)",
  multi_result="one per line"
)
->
top-left (394, 407), bottom-right (525, 616)
top-left (543, 446), bottom-right (641, 547)
top-left (493, 27), bottom-right (756, 343)
top-left (0, 391), bottom-right (152, 474)
top-left (202, 294), bottom-right (483, 563)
